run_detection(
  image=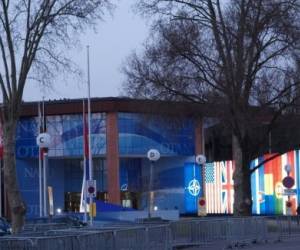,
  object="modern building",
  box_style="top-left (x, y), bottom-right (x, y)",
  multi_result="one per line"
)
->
top-left (0, 97), bottom-right (299, 218)
top-left (1, 98), bottom-right (211, 218)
